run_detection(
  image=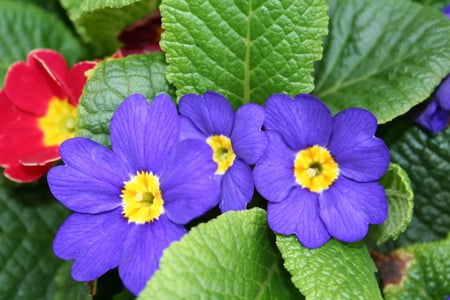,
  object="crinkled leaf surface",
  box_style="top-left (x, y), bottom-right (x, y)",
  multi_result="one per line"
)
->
top-left (313, 0), bottom-right (450, 123)
top-left (160, 0), bottom-right (328, 107)
top-left (0, 1), bottom-right (86, 86)
top-left (77, 52), bottom-right (175, 146)
top-left (386, 126), bottom-right (450, 246)
top-left (276, 236), bottom-right (382, 300)
top-left (382, 235), bottom-right (450, 300)
top-left (0, 176), bottom-right (89, 300)
top-left (60, 0), bottom-right (160, 56)
top-left (139, 208), bottom-right (303, 300)
top-left (369, 163), bottom-right (414, 244)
